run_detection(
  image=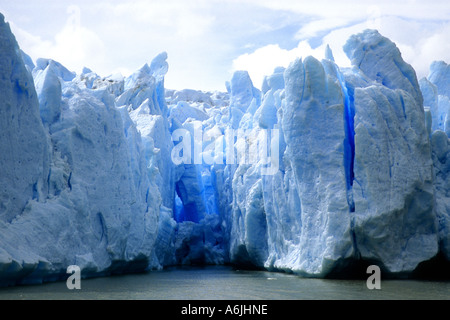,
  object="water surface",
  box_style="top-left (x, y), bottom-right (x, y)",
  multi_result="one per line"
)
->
top-left (0, 266), bottom-right (448, 300)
